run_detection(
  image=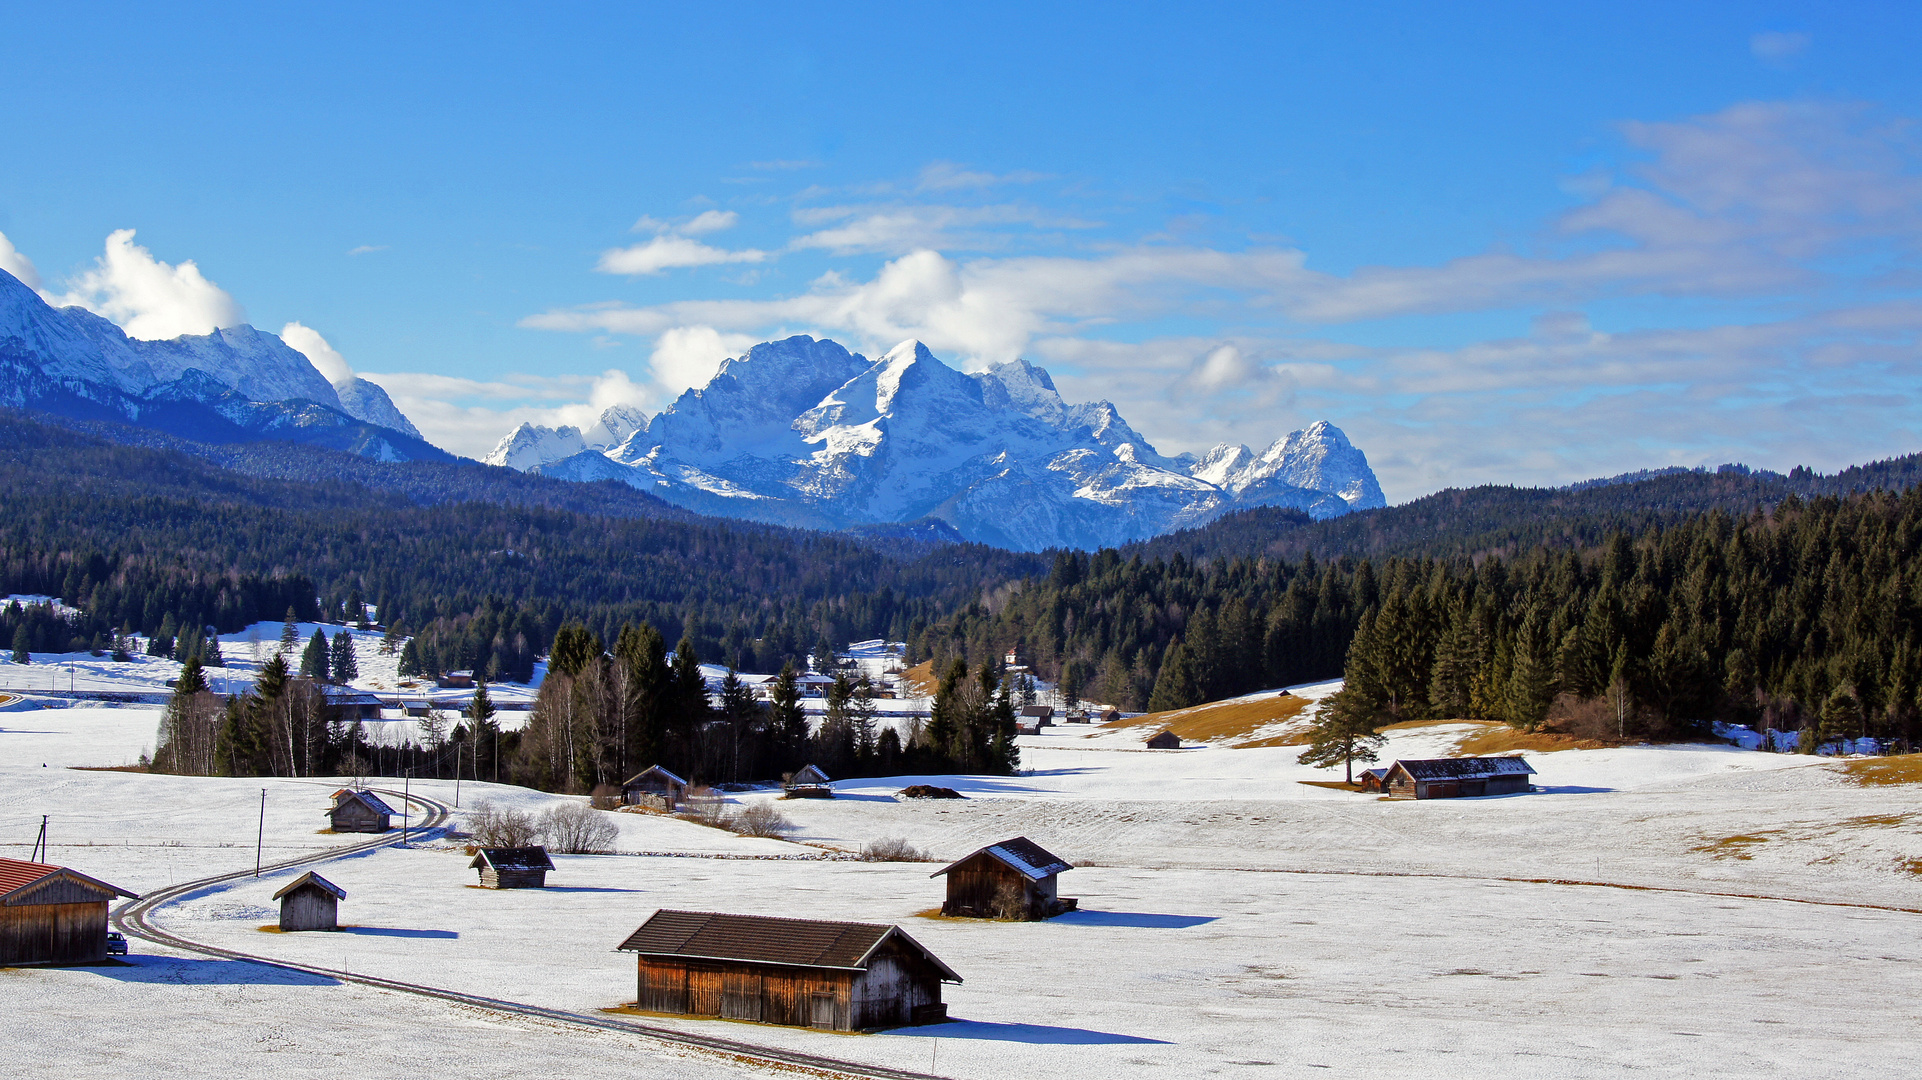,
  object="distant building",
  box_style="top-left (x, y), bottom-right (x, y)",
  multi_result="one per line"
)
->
top-left (1096, 706), bottom-right (1121, 724)
top-left (0, 858), bottom-right (140, 966)
top-left (616, 909), bottom-right (960, 1030)
top-left (326, 789), bottom-right (395, 833)
top-left (273, 871), bottom-right (345, 931)
top-left (470, 846), bottom-right (554, 889)
top-left (437, 670), bottom-right (475, 689)
top-left (318, 685), bottom-right (383, 722)
top-left (1383, 757), bottom-right (1535, 799)
top-left (931, 836), bottom-right (1077, 920)
top-left (783, 764), bottom-right (833, 799)
top-left (622, 765), bottom-right (690, 810)
top-left (1020, 704), bottom-right (1054, 726)
top-left (1145, 730), bottom-right (1182, 749)
top-left (1356, 767), bottom-right (1389, 793)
